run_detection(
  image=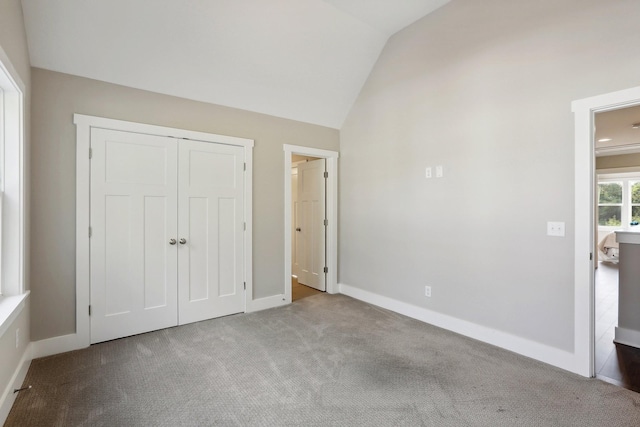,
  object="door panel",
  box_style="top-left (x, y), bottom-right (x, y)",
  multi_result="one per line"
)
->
top-left (90, 128), bottom-right (178, 344)
top-left (296, 159), bottom-right (326, 291)
top-left (178, 141), bottom-right (245, 325)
